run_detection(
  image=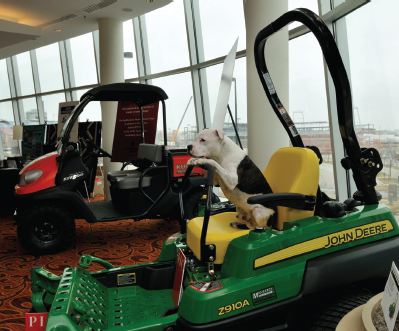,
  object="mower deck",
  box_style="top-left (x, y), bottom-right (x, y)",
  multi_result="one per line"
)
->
top-left (44, 266), bottom-right (176, 330)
